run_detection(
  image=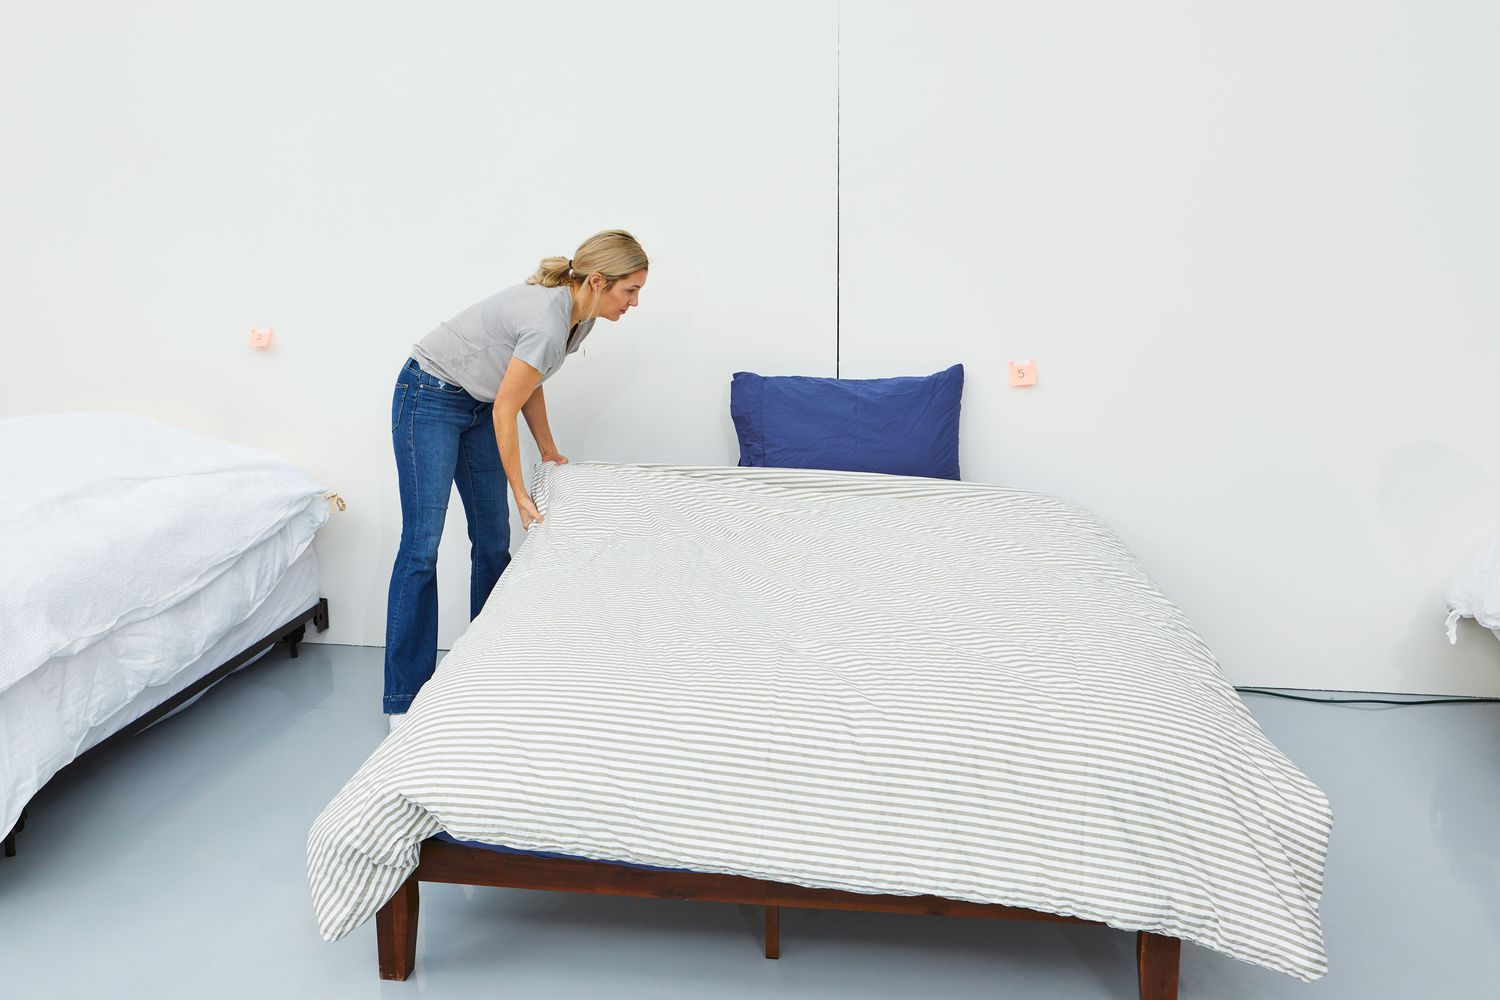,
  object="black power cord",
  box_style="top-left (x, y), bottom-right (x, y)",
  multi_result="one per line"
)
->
top-left (1236, 687), bottom-right (1500, 707)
